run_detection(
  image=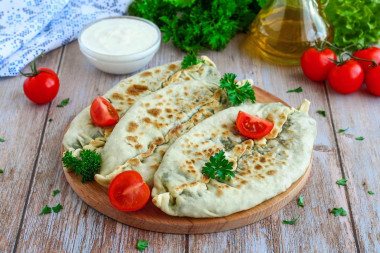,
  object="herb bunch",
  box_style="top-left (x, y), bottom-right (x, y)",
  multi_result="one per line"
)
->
top-left (220, 73), bottom-right (256, 105)
top-left (181, 53), bottom-right (205, 69)
top-left (202, 150), bottom-right (235, 181)
top-left (62, 150), bottom-right (101, 183)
